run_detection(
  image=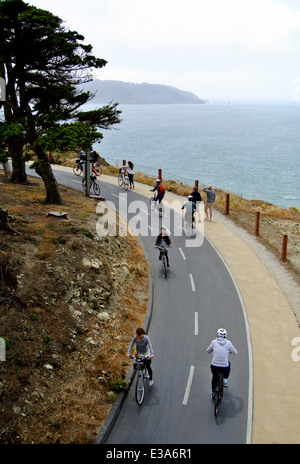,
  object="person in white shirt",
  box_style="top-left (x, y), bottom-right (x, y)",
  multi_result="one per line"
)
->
top-left (122, 161), bottom-right (135, 189)
top-left (207, 328), bottom-right (237, 394)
